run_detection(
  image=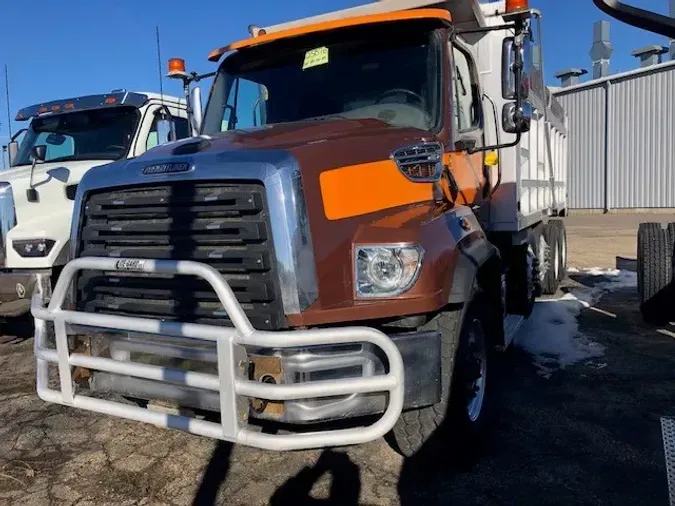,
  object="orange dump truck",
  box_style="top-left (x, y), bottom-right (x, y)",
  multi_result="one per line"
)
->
top-left (32, 0), bottom-right (569, 458)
